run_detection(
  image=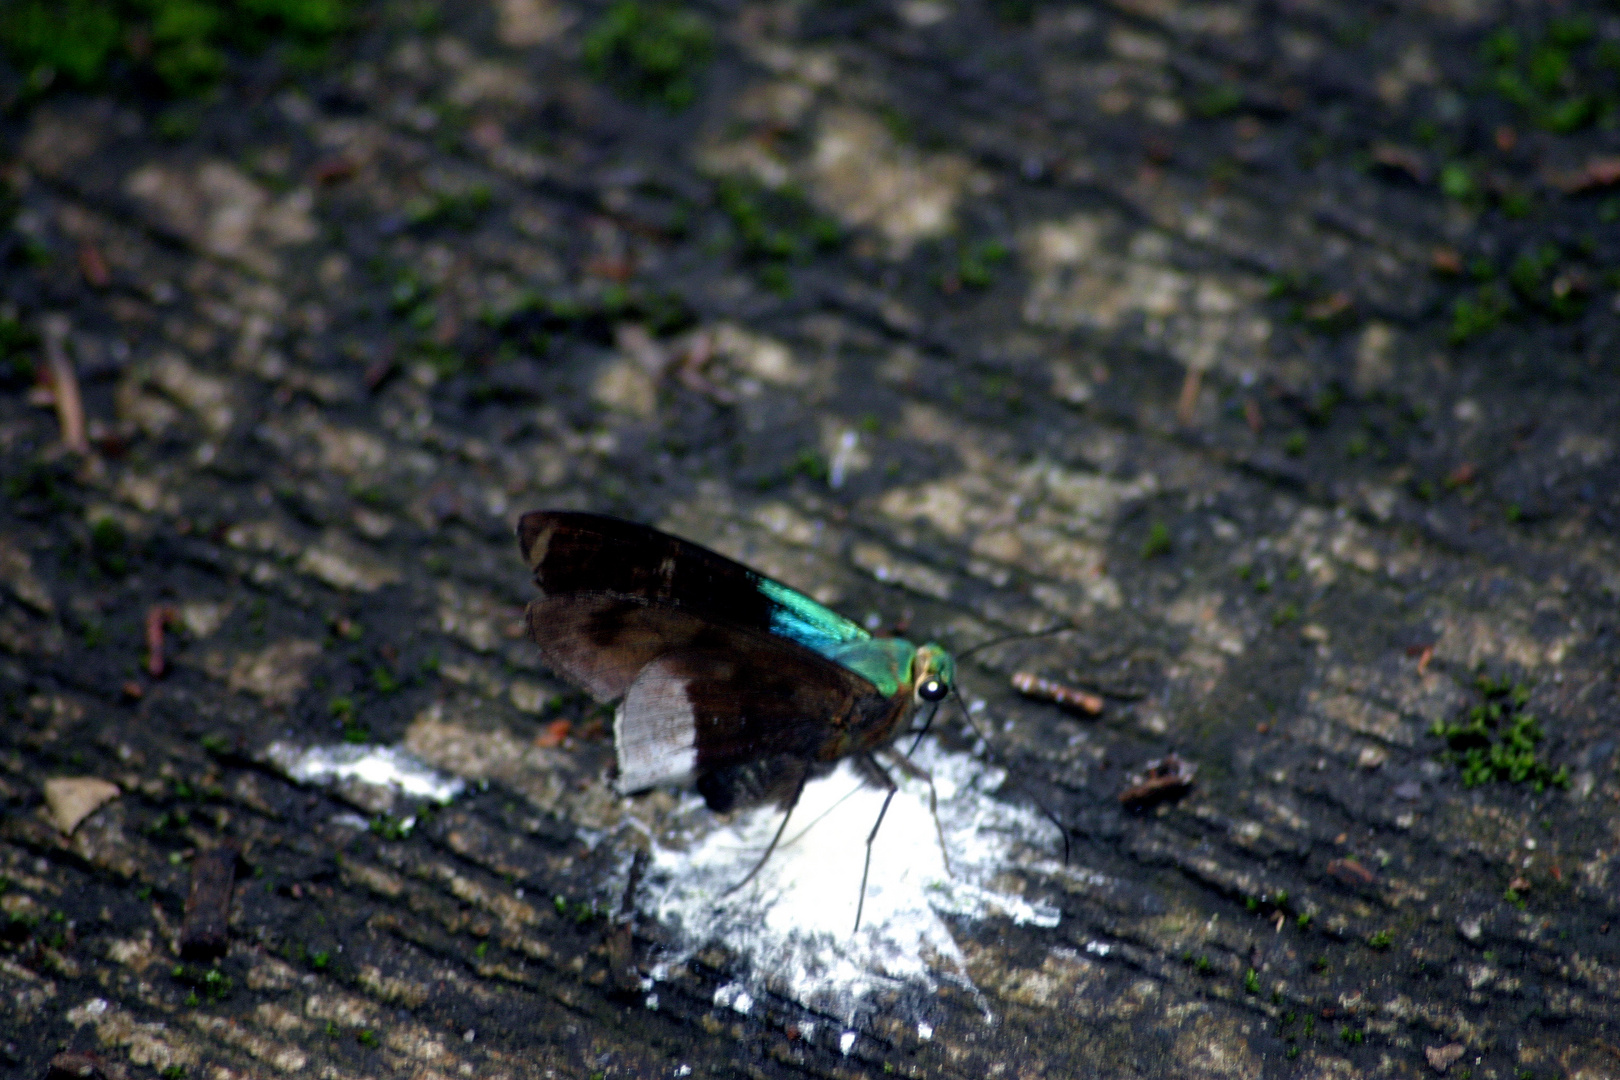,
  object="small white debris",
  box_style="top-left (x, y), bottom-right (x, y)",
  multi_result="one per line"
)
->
top-left (839, 1031), bottom-right (857, 1055)
top-left (266, 742), bottom-right (464, 803)
top-left (67, 998), bottom-right (110, 1023)
top-left (916, 1022), bottom-right (933, 1041)
top-left (712, 983), bottom-right (753, 1015)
